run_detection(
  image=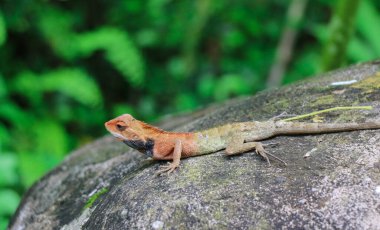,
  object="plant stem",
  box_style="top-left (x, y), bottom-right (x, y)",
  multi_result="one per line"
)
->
top-left (281, 106), bottom-right (372, 122)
